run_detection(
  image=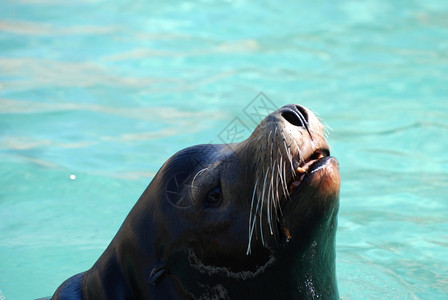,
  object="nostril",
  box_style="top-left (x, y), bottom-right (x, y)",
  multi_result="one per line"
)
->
top-left (295, 105), bottom-right (308, 122)
top-left (281, 110), bottom-right (304, 127)
top-left (281, 104), bottom-right (313, 137)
